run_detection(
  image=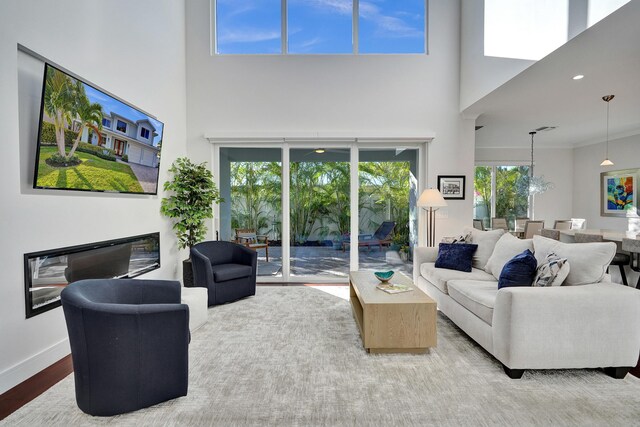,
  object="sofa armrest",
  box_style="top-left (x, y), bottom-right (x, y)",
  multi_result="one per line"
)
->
top-left (412, 246), bottom-right (439, 283)
top-left (492, 283), bottom-right (640, 369)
